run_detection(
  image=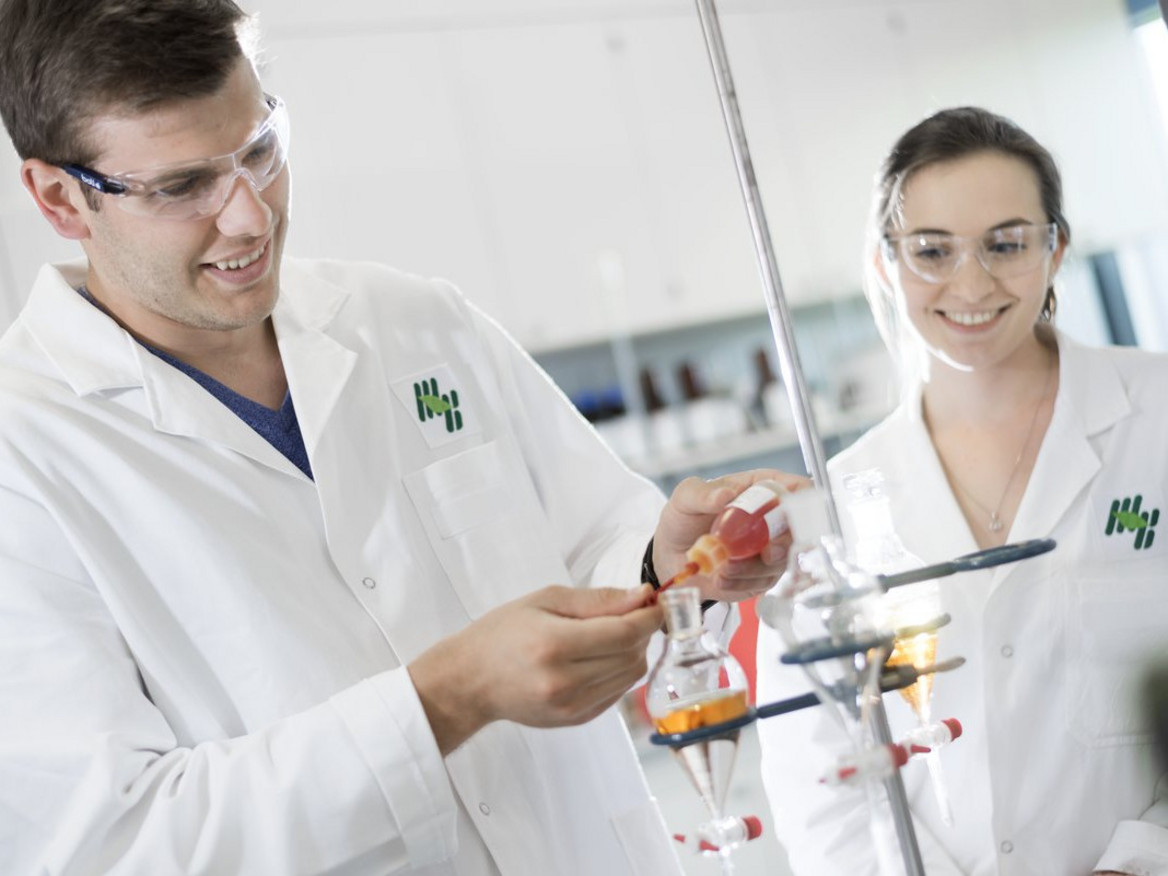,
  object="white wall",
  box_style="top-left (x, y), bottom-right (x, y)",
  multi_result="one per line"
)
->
top-left (2, 0), bottom-right (1165, 348)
